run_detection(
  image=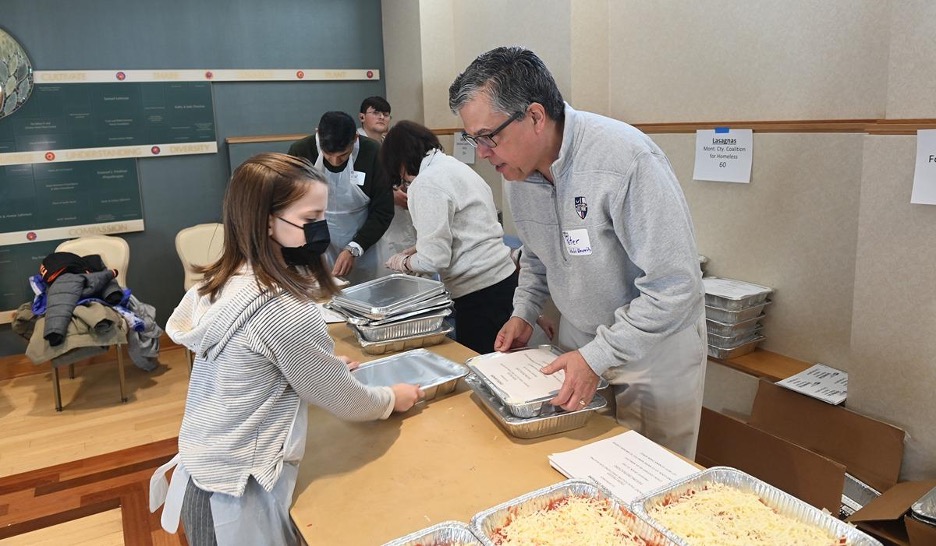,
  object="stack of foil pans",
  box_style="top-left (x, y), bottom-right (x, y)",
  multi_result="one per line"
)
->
top-left (329, 274), bottom-right (454, 352)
